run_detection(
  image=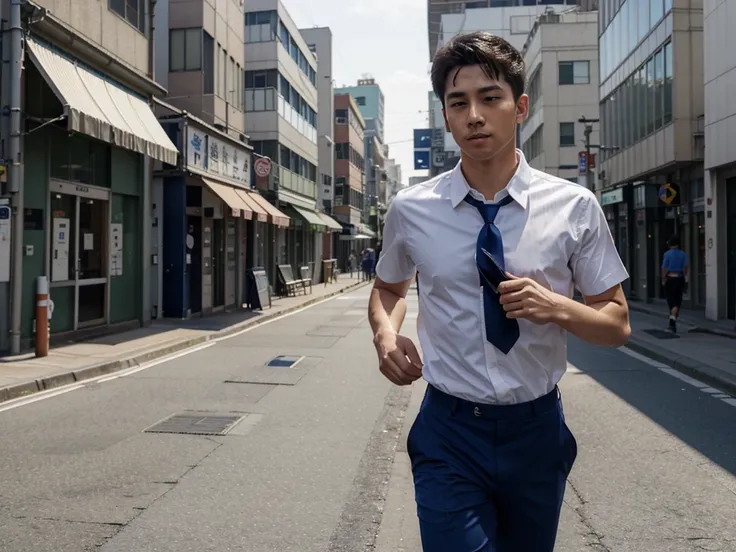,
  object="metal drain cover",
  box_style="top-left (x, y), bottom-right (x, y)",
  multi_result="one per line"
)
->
top-left (267, 355), bottom-right (304, 367)
top-left (144, 413), bottom-right (245, 435)
top-left (643, 329), bottom-right (680, 340)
